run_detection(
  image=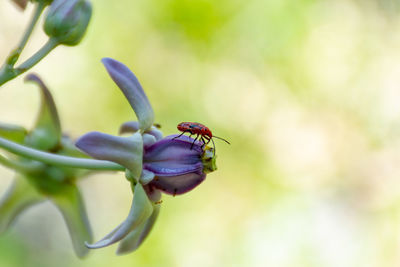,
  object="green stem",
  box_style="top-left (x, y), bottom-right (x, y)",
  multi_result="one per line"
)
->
top-left (16, 38), bottom-right (59, 72)
top-left (0, 38), bottom-right (59, 86)
top-left (0, 65), bottom-right (15, 86)
top-left (0, 3), bottom-right (47, 86)
top-left (0, 136), bottom-right (124, 171)
top-left (12, 2), bottom-right (46, 66)
top-left (0, 154), bottom-right (42, 173)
